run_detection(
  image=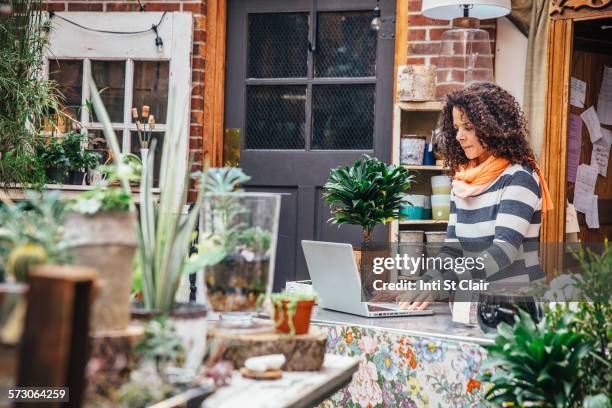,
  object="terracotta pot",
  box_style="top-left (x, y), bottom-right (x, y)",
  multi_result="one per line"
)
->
top-left (131, 302), bottom-right (208, 377)
top-left (64, 211), bottom-right (137, 333)
top-left (273, 299), bottom-right (315, 335)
